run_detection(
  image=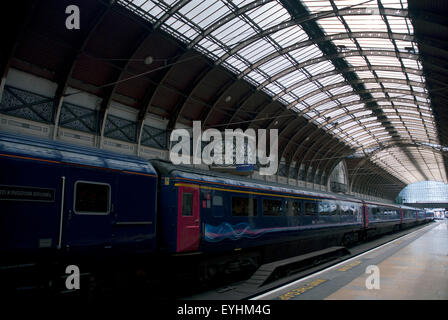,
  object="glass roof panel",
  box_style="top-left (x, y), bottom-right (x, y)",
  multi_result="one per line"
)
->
top-left (238, 38), bottom-right (277, 64)
top-left (258, 56), bottom-right (294, 74)
top-left (343, 15), bottom-right (387, 32)
top-left (270, 25), bottom-right (309, 48)
top-left (246, 1), bottom-right (290, 29)
top-left (289, 45), bottom-right (323, 63)
top-left (317, 17), bottom-right (346, 35)
top-left (119, 0), bottom-right (445, 184)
